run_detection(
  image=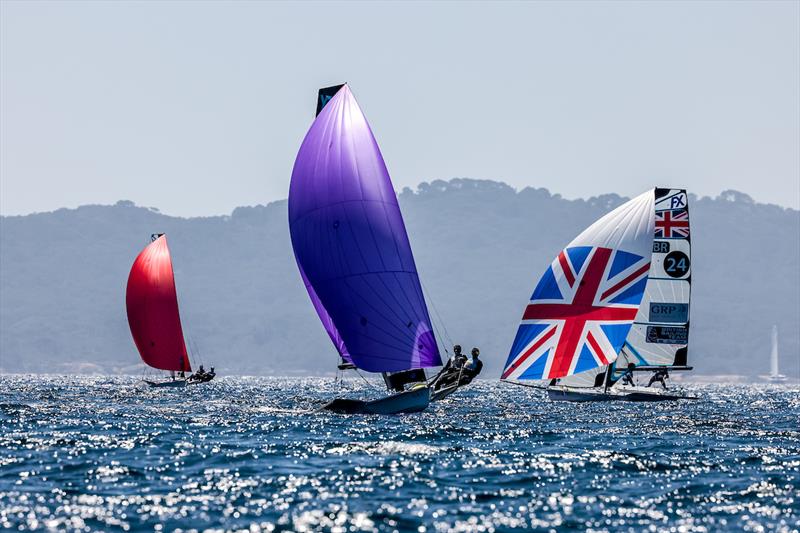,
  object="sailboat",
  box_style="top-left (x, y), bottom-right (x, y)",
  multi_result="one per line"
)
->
top-left (126, 234), bottom-right (212, 387)
top-left (761, 325), bottom-right (787, 383)
top-left (501, 188), bottom-right (695, 402)
top-left (288, 84), bottom-right (442, 414)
